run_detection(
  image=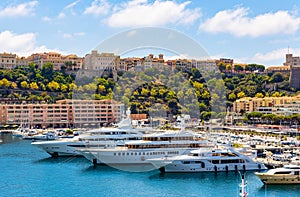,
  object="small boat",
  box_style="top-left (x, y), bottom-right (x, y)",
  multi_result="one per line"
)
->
top-left (31, 132), bottom-right (58, 141)
top-left (255, 165), bottom-right (300, 184)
